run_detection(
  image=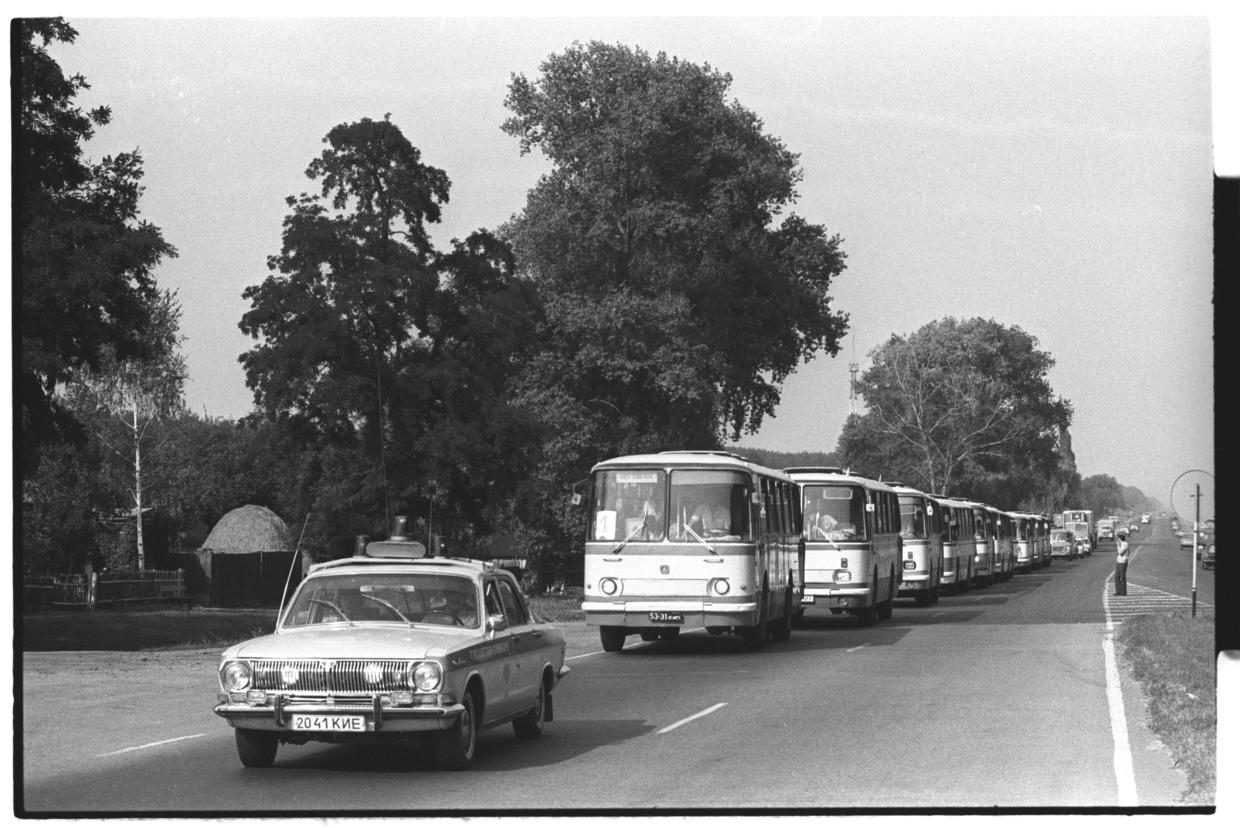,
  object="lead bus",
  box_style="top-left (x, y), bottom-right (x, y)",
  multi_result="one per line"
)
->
top-left (786, 468), bottom-right (902, 626)
top-left (582, 451), bottom-right (804, 652)
top-left (890, 483), bottom-right (944, 606)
